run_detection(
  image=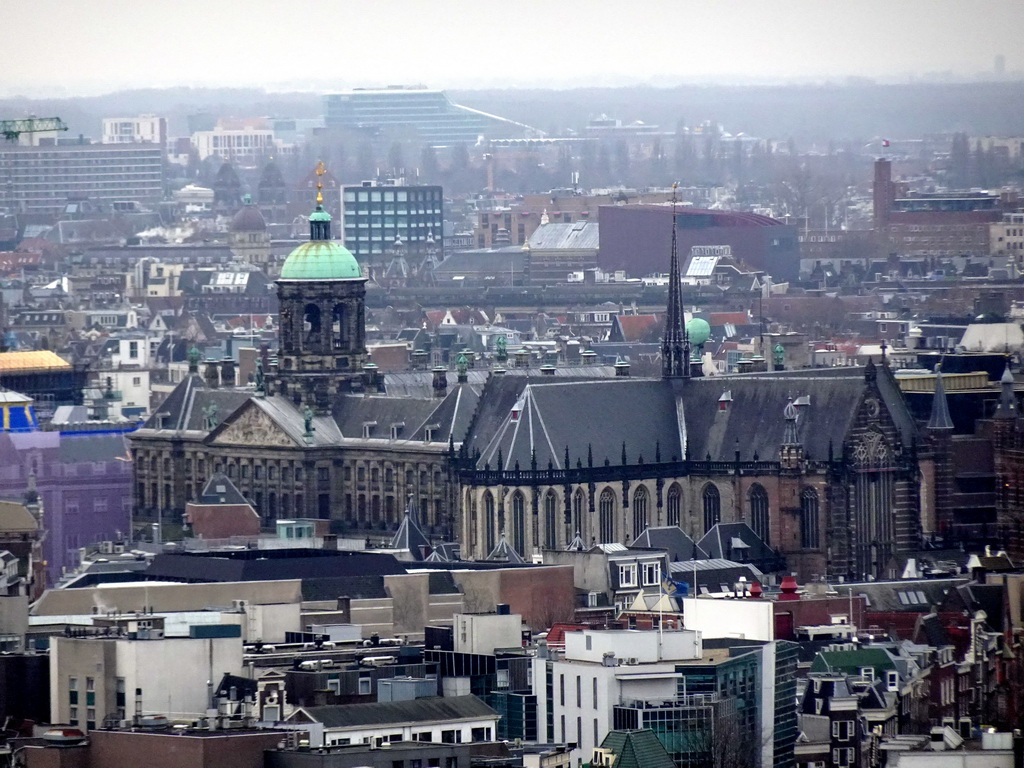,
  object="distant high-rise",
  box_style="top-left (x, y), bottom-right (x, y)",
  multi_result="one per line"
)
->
top-left (0, 142), bottom-right (164, 215)
top-left (342, 180), bottom-right (443, 266)
top-left (323, 86), bottom-right (538, 146)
